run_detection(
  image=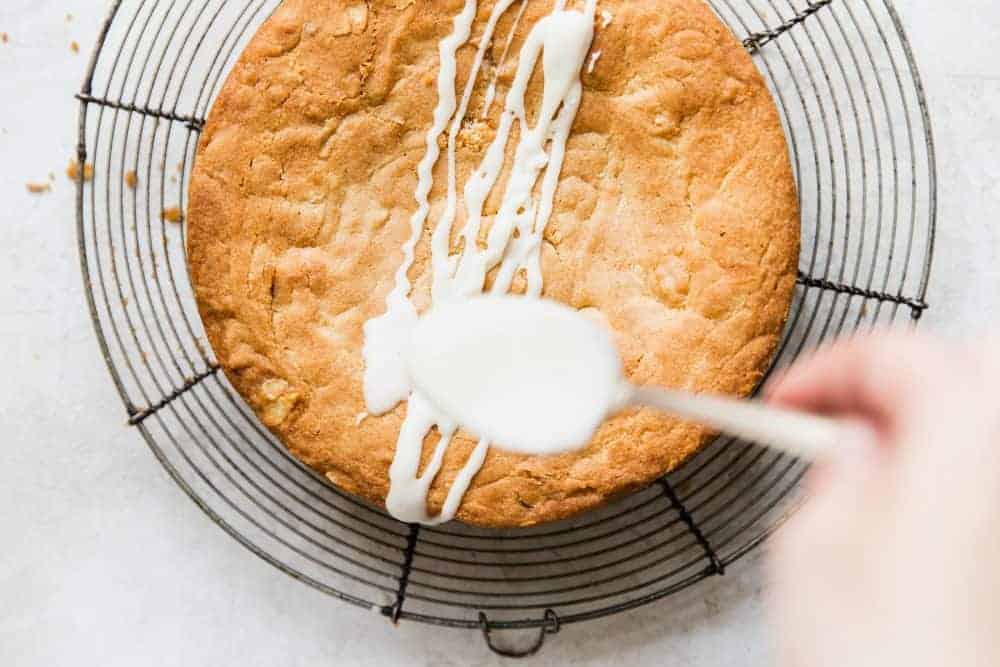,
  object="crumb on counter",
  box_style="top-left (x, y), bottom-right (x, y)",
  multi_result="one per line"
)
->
top-left (162, 206), bottom-right (183, 223)
top-left (66, 13), bottom-right (74, 22)
top-left (66, 159), bottom-right (94, 182)
top-left (70, 41), bottom-right (79, 53)
top-left (26, 182), bottom-right (51, 194)
top-left (1, 33), bottom-right (8, 44)
top-left (125, 171), bottom-right (138, 189)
